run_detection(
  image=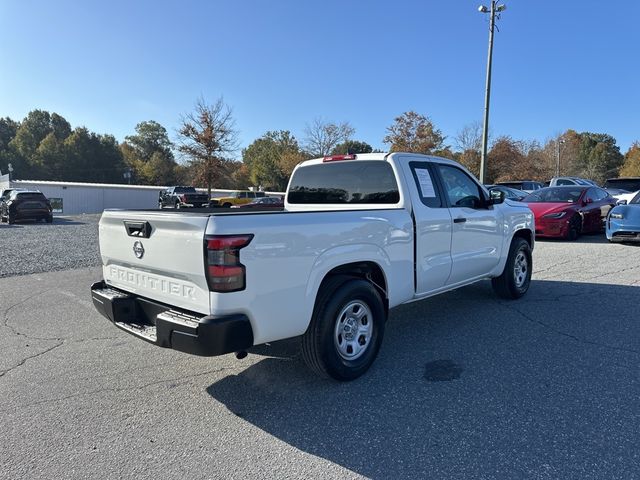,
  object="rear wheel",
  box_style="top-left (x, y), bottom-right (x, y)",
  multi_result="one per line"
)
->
top-left (567, 215), bottom-right (581, 241)
top-left (8, 211), bottom-right (15, 225)
top-left (302, 276), bottom-right (386, 381)
top-left (223, 202), bottom-right (232, 208)
top-left (492, 237), bottom-right (532, 299)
